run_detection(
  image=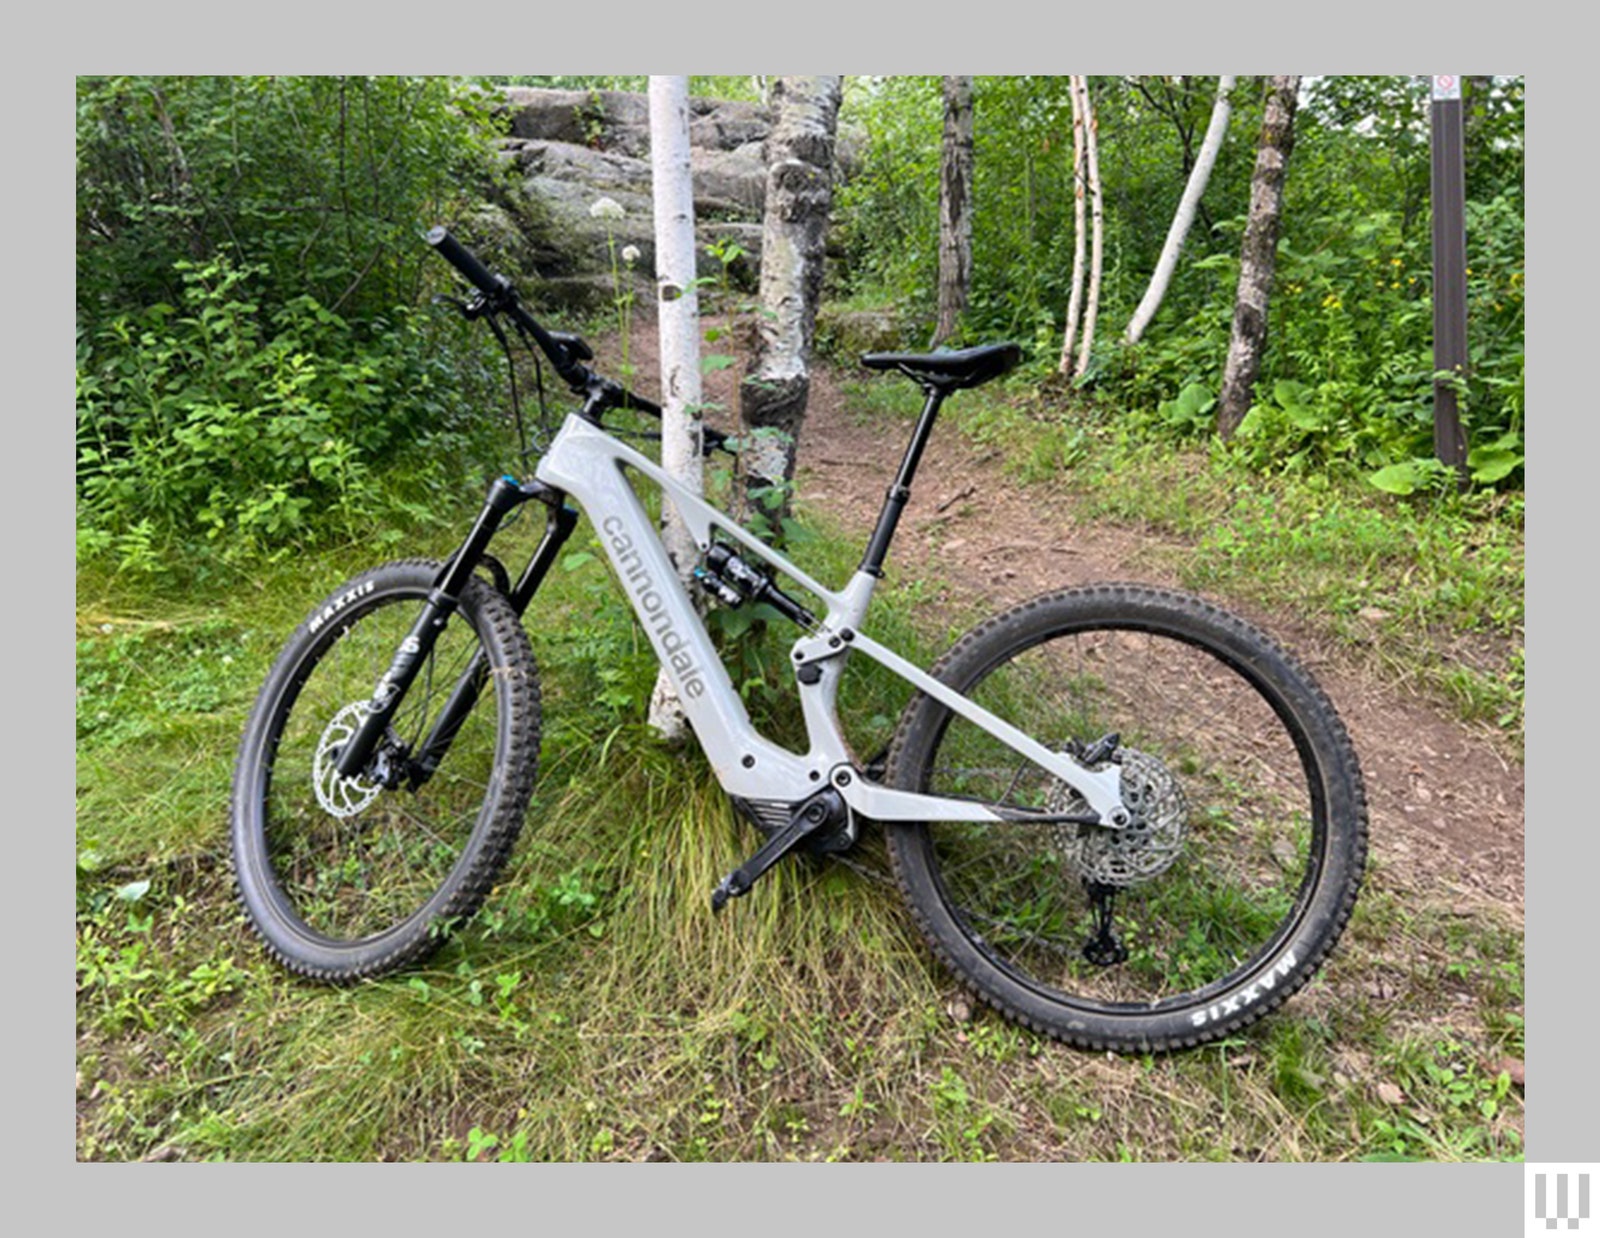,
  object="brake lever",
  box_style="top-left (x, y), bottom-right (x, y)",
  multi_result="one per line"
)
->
top-left (430, 293), bottom-right (485, 321)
